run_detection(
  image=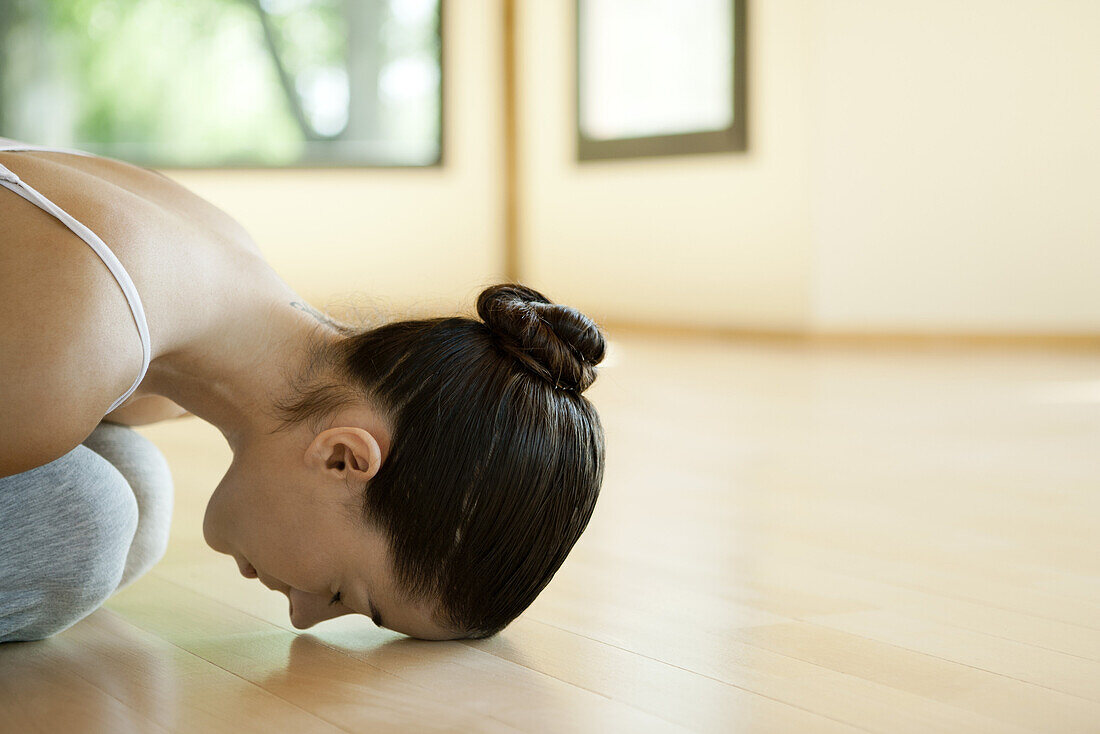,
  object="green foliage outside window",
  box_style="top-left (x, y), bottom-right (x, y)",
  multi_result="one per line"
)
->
top-left (0, 0), bottom-right (442, 167)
